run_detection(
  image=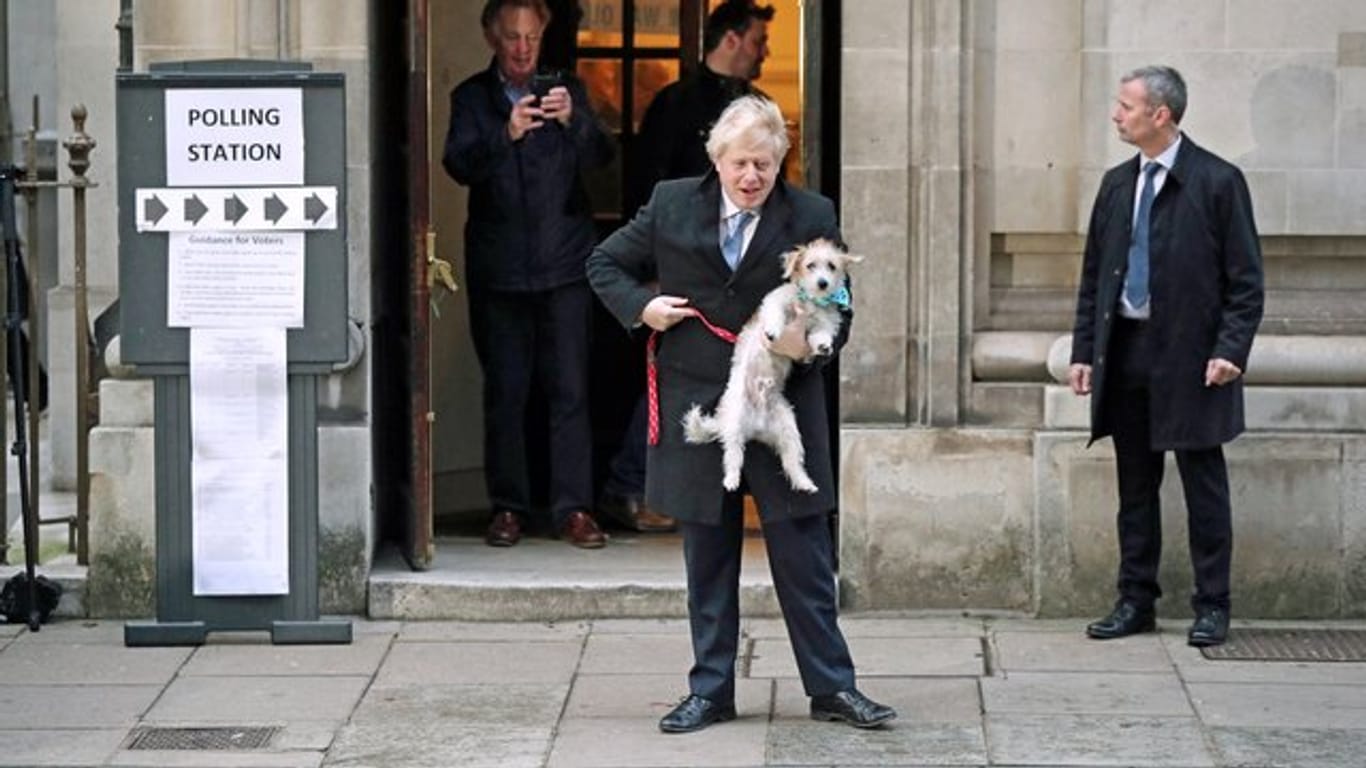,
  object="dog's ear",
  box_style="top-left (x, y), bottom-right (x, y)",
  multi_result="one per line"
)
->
top-left (837, 250), bottom-right (865, 267)
top-left (781, 244), bottom-right (806, 279)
